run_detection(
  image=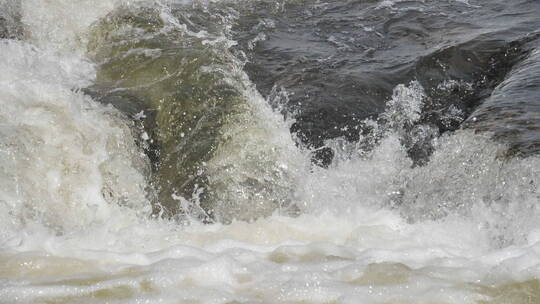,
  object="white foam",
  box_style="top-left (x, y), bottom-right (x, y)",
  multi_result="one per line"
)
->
top-left (0, 40), bottom-right (150, 232)
top-left (2, 1), bottom-right (540, 303)
top-left (20, 0), bottom-right (125, 53)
